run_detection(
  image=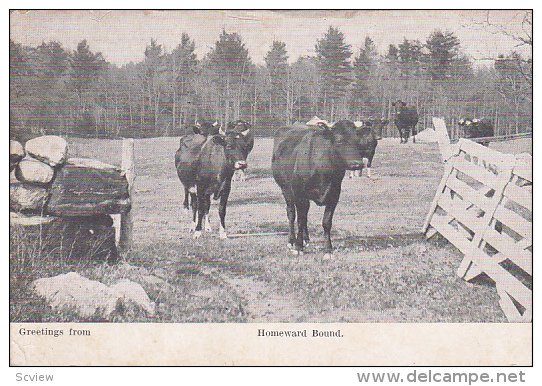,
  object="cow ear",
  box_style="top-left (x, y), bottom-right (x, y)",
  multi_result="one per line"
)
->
top-left (219, 125), bottom-right (226, 135)
top-left (316, 122), bottom-right (330, 130)
top-left (212, 135), bottom-right (226, 146)
top-left (212, 121), bottom-right (219, 127)
top-left (240, 128), bottom-right (250, 137)
top-left (192, 125), bottom-right (202, 134)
